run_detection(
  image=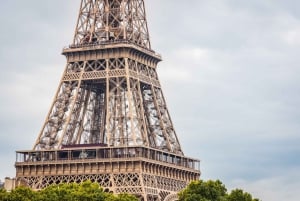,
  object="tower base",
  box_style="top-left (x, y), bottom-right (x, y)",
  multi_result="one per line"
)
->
top-left (16, 146), bottom-right (200, 201)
